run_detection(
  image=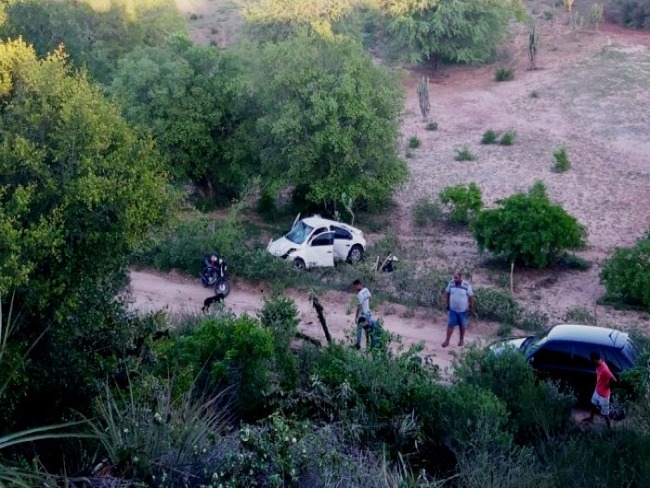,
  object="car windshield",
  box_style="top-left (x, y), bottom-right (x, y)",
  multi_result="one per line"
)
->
top-left (285, 221), bottom-right (313, 245)
top-left (521, 330), bottom-right (550, 354)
